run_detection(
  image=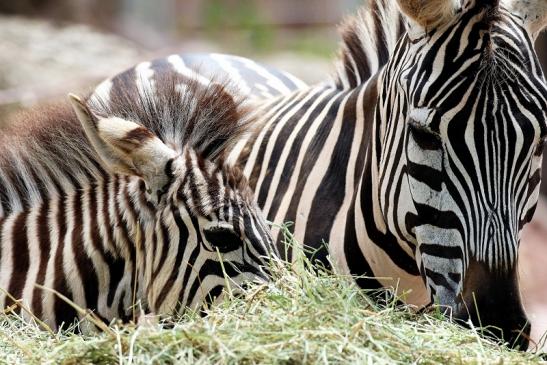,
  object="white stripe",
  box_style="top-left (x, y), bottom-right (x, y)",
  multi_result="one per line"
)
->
top-left (135, 61), bottom-right (156, 98)
top-left (209, 53), bottom-right (252, 95)
top-left (168, 55), bottom-right (212, 86)
top-left (89, 78), bottom-right (113, 106)
top-left (329, 85), bottom-right (367, 272)
top-left (21, 207), bottom-right (41, 321)
top-left (0, 215), bottom-right (16, 308)
top-left (231, 55), bottom-right (293, 94)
